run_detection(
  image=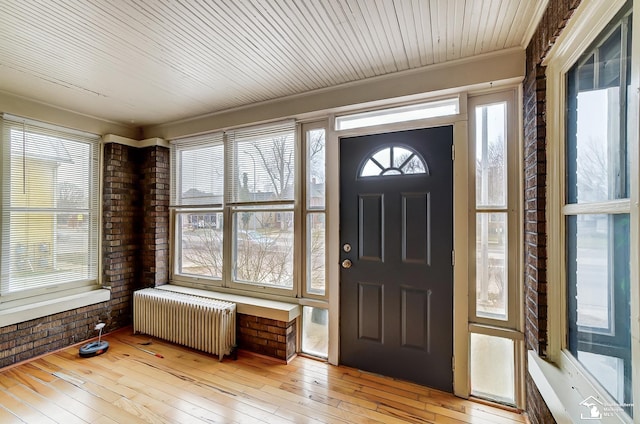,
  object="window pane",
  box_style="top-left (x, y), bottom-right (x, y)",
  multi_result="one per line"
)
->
top-left (398, 153), bottom-right (425, 174)
top-left (228, 123), bottom-right (296, 203)
top-left (301, 306), bottom-right (328, 358)
top-left (359, 146), bottom-right (427, 177)
top-left (567, 20), bottom-right (630, 204)
top-left (470, 333), bottom-right (515, 405)
top-left (175, 212), bottom-right (223, 279)
top-left (307, 213), bottom-right (325, 295)
top-left (568, 88), bottom-right (626, 203)
top-left (335, 98), bottom-right (458, 130)
top-left (599, 26), bottom-right (622, 89)
top-left (307, 129), bottom-right (325, 209)
top-left (476, 213), bottom-right (507, 320)
top-left (567, 214), bottom-right (631, 410)
top-left (475, 103), bottom-right (507, 208)
top-left (372, 148), bottom-right (391, 168)
top-left (569, 215), bottom-right (613, 330)
top-left (3, 120), bottom-right (99, 297)
top-left (578, 351), bottom-right (626, 404)
top-left (233, 211), bottom-right (293, 288)
top-left (8, 212), bottom-right (91, 293)
top-left (178, 144), bottom-right (224, 205)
